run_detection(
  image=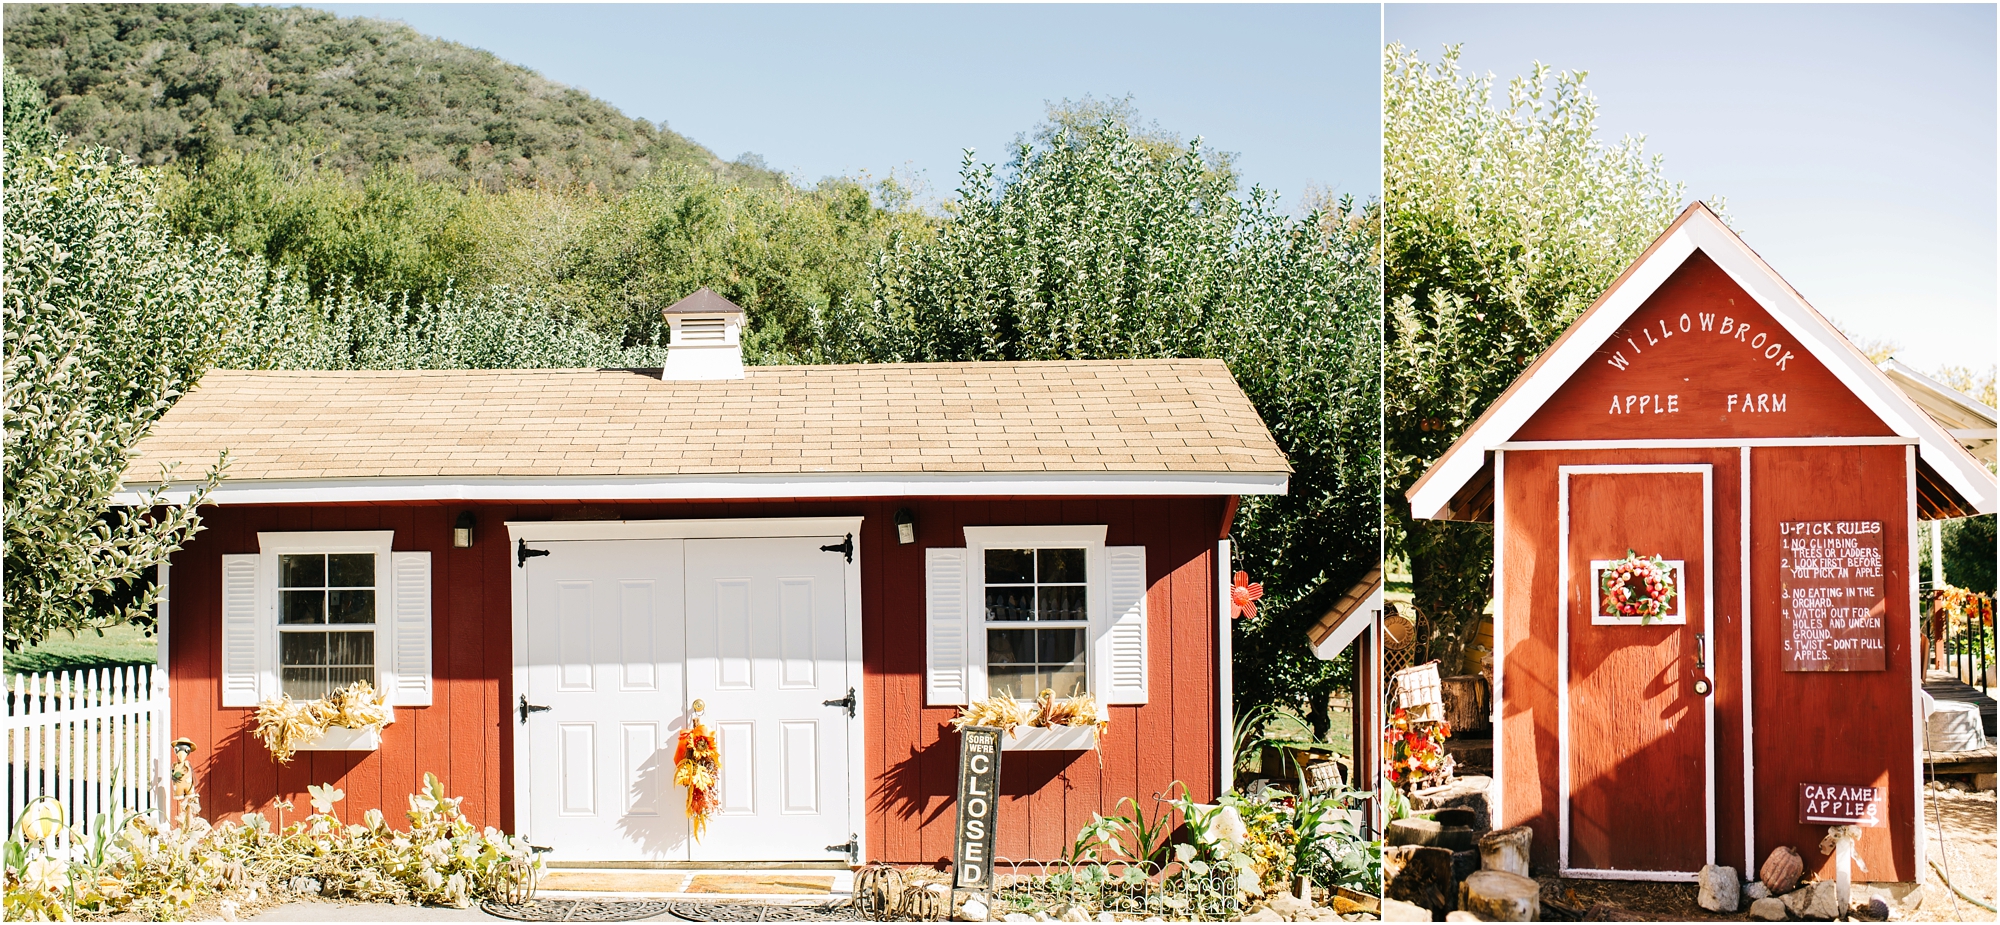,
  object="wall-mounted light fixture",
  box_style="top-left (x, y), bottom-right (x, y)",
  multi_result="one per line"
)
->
top-left (894, 508), bottom-right (916, 545)
top-left (453, 511), bottom-right (476, 548)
